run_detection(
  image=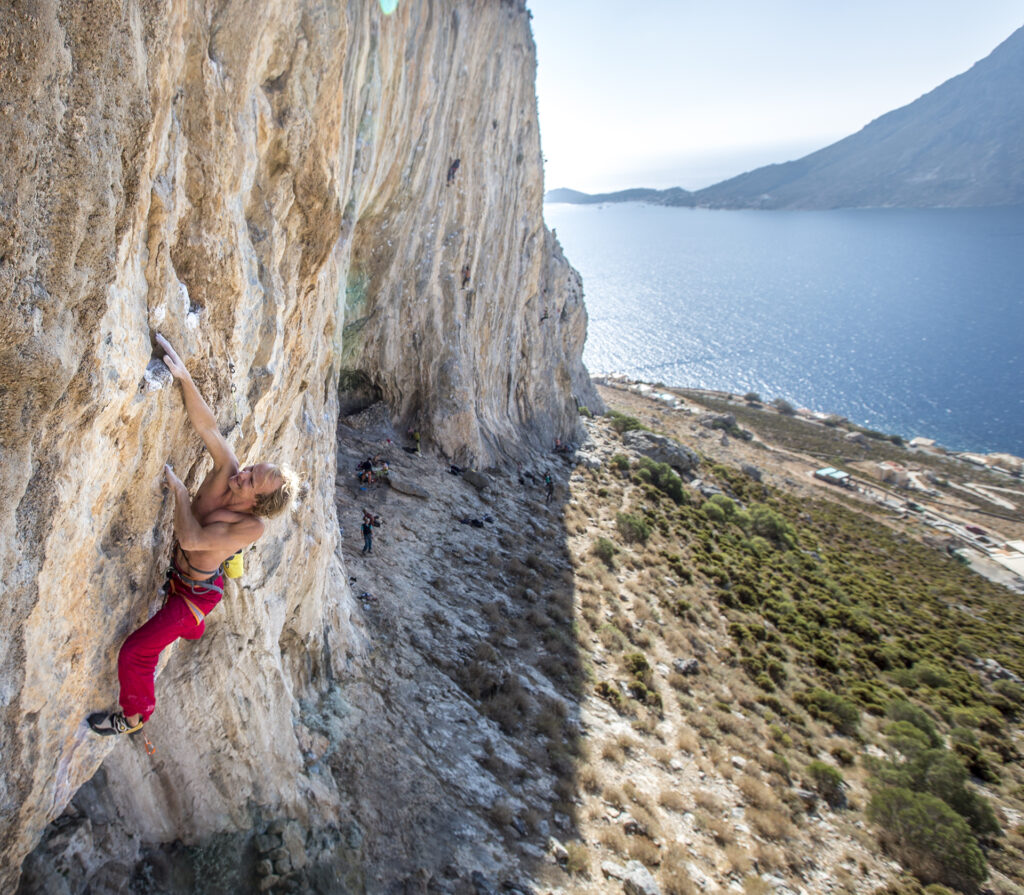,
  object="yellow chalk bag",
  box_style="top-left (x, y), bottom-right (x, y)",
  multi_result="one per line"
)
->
top-left (224, 550), bottom-right (244, 579)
